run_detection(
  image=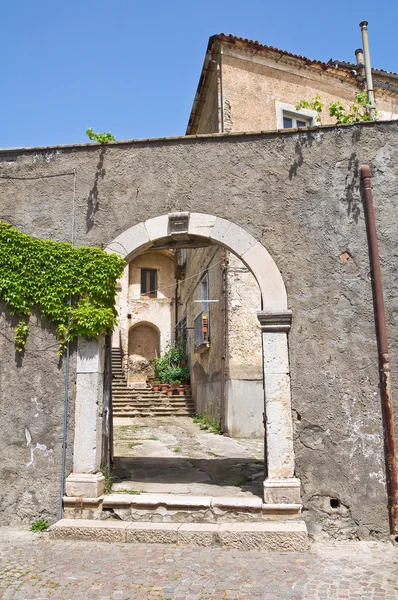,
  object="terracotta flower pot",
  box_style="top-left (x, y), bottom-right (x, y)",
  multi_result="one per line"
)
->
top-left (167, 389), bottom-right (173, 396)
top-left (161, 384), bottom-right (168, 392)
top-left (152, 384), bottom-right (160, 392)
top-left (178, 388), bottom-right (185, 396)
